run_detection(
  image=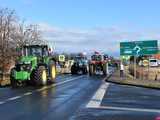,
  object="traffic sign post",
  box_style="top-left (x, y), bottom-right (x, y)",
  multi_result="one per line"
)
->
top-left (120, 40), bottom-right (158, 80)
